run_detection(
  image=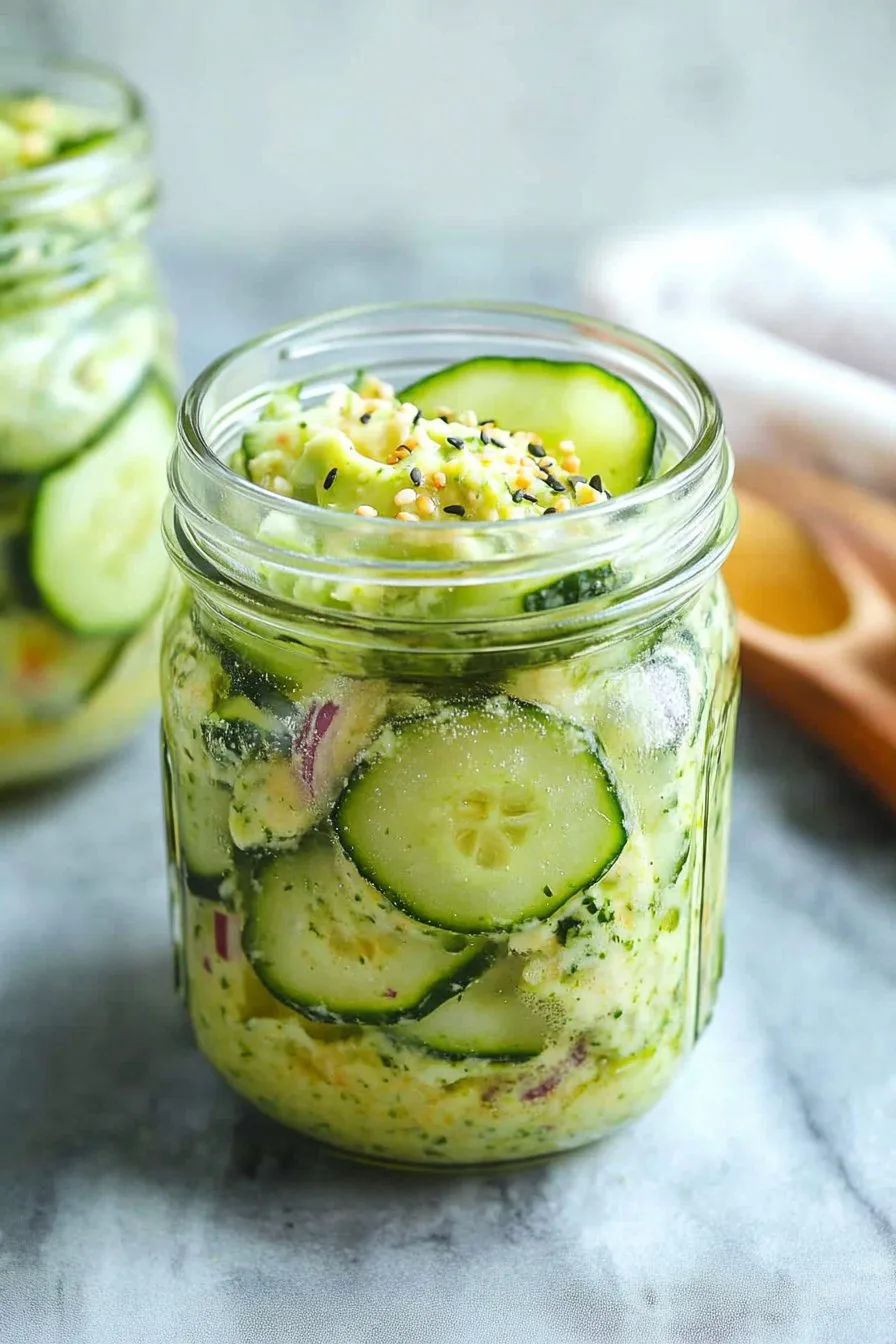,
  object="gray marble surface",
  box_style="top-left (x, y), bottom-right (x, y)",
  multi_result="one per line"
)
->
top-left (2, 241), bottom-right (896, 1343)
